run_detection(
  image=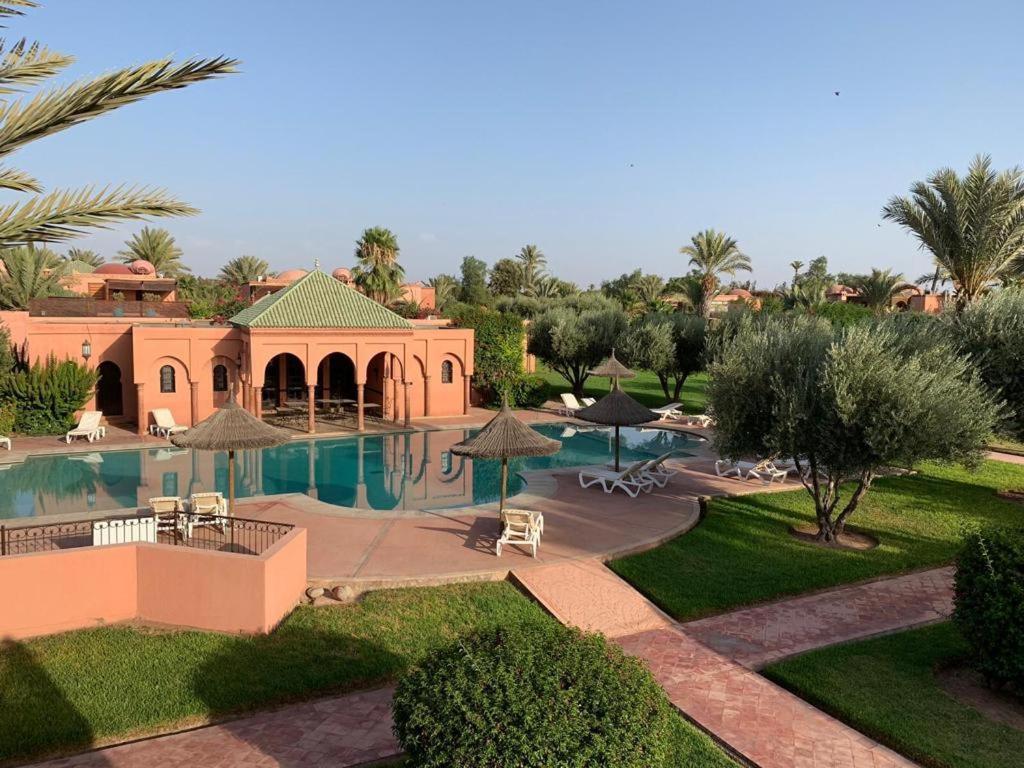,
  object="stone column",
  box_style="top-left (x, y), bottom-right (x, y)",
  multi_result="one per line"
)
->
top-left (135, 383), bottom-right (146, 436)
top-left (254, 386), bottom-right (263, 419)
top-left (423, 375), bottom-right (431, 417)
top-left (242, 382), bottom-right (250, 410)
top-left (357, 383), bottom-right (365, 432)
top-left (278, 356), bottom-right (287, 407)
top-left (307, 384), bottom-right (316, 434)
top-left (392, 377), bottom-right (400, 423)
top-left (463, 375), bottom-right (472, 415)
top-left (404, 381), bottom-right (412, 427)
top-left (189, 381), bottom-right (200, 426)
